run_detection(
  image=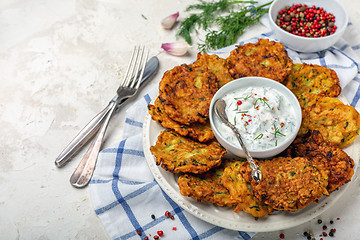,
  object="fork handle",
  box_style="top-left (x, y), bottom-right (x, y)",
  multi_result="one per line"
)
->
top-left (69, 100), bottom-right (117, 188)
top-left (55, 97), bottom-right (118, 168)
